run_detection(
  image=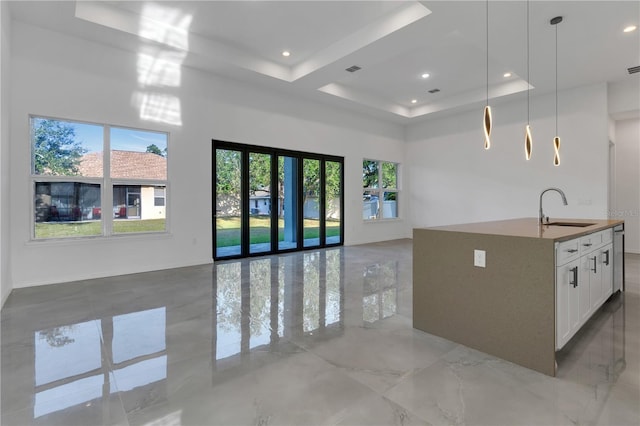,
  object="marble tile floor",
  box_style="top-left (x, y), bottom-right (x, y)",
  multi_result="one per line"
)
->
top-left (1, 241), bottom-right (639, 426)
